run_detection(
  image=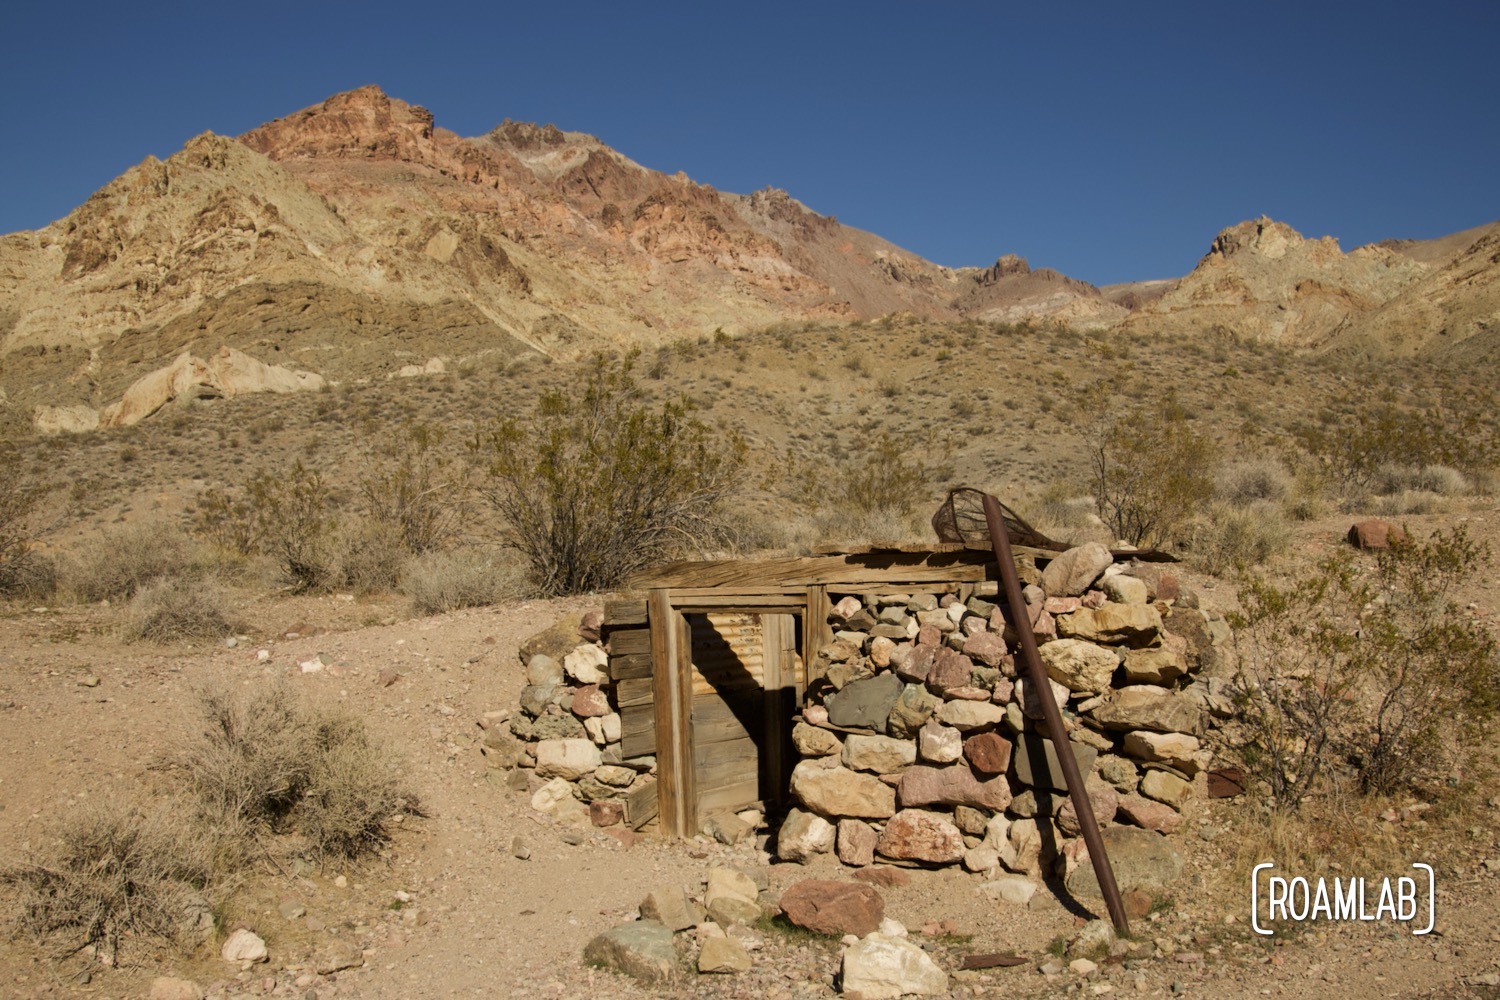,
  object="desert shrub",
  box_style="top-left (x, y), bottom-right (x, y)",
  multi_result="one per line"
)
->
top-left (475, 353), bottom-right (743, 596)
top-left (1373, 490), bottom-right (1439, 517)
top-left (399, 547), bottom-right (524, 615)
top-left (1293, 400), bottom-right (1495, 494)
top-left (62, 521), bottom-right (198, 602)
top-left (1087, 396), bottom-right (1217, 547)
top-left (1183, 500), bottom-right (1291, 575)
top-left (0, 451), bottom-right (51, 598)
top-left (330, 517), bottom-right (406, 594)
top-left (1215, 458), bottom-right (1291, 506)
top-left (1372, 463), bottom-right (1470, 498)
top-left (244, 461), bottom-right (337, 591)
top-left (124, 578), bottom-right (237, 643)
top-left (792, 432), bottom-right (937, 532)
top-left (179, 682), bottom-right (416, 861)
top-left (1351, 528), bottom-right (1498, 794)
top-left (357, 424), bottom-right (471, 554)
top-left (192, 486), bottom-right (260, 556)
top-left (1229, 528), bottom-right (1498, 808)
top-left (1, 796), bottom-right (225, 958)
